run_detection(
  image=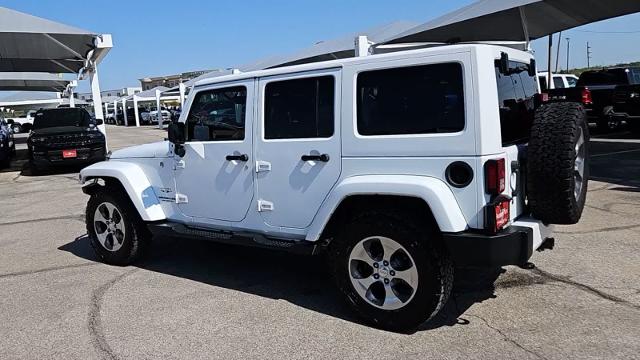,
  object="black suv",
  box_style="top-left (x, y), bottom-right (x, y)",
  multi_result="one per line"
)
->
top-left (28, 108), bottom-right (106, 173)
top-left (0, 116), bottom-right (16, 168)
